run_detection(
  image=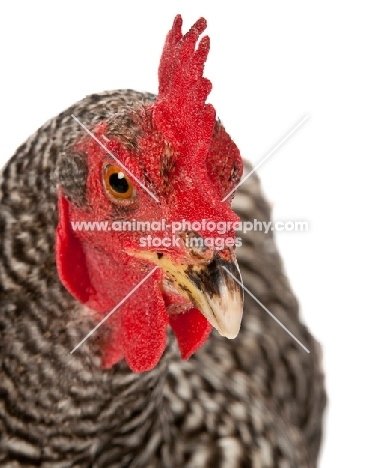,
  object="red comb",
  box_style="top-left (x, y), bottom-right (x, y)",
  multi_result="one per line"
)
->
top-left (153, 15), bottom-right (216, 163)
